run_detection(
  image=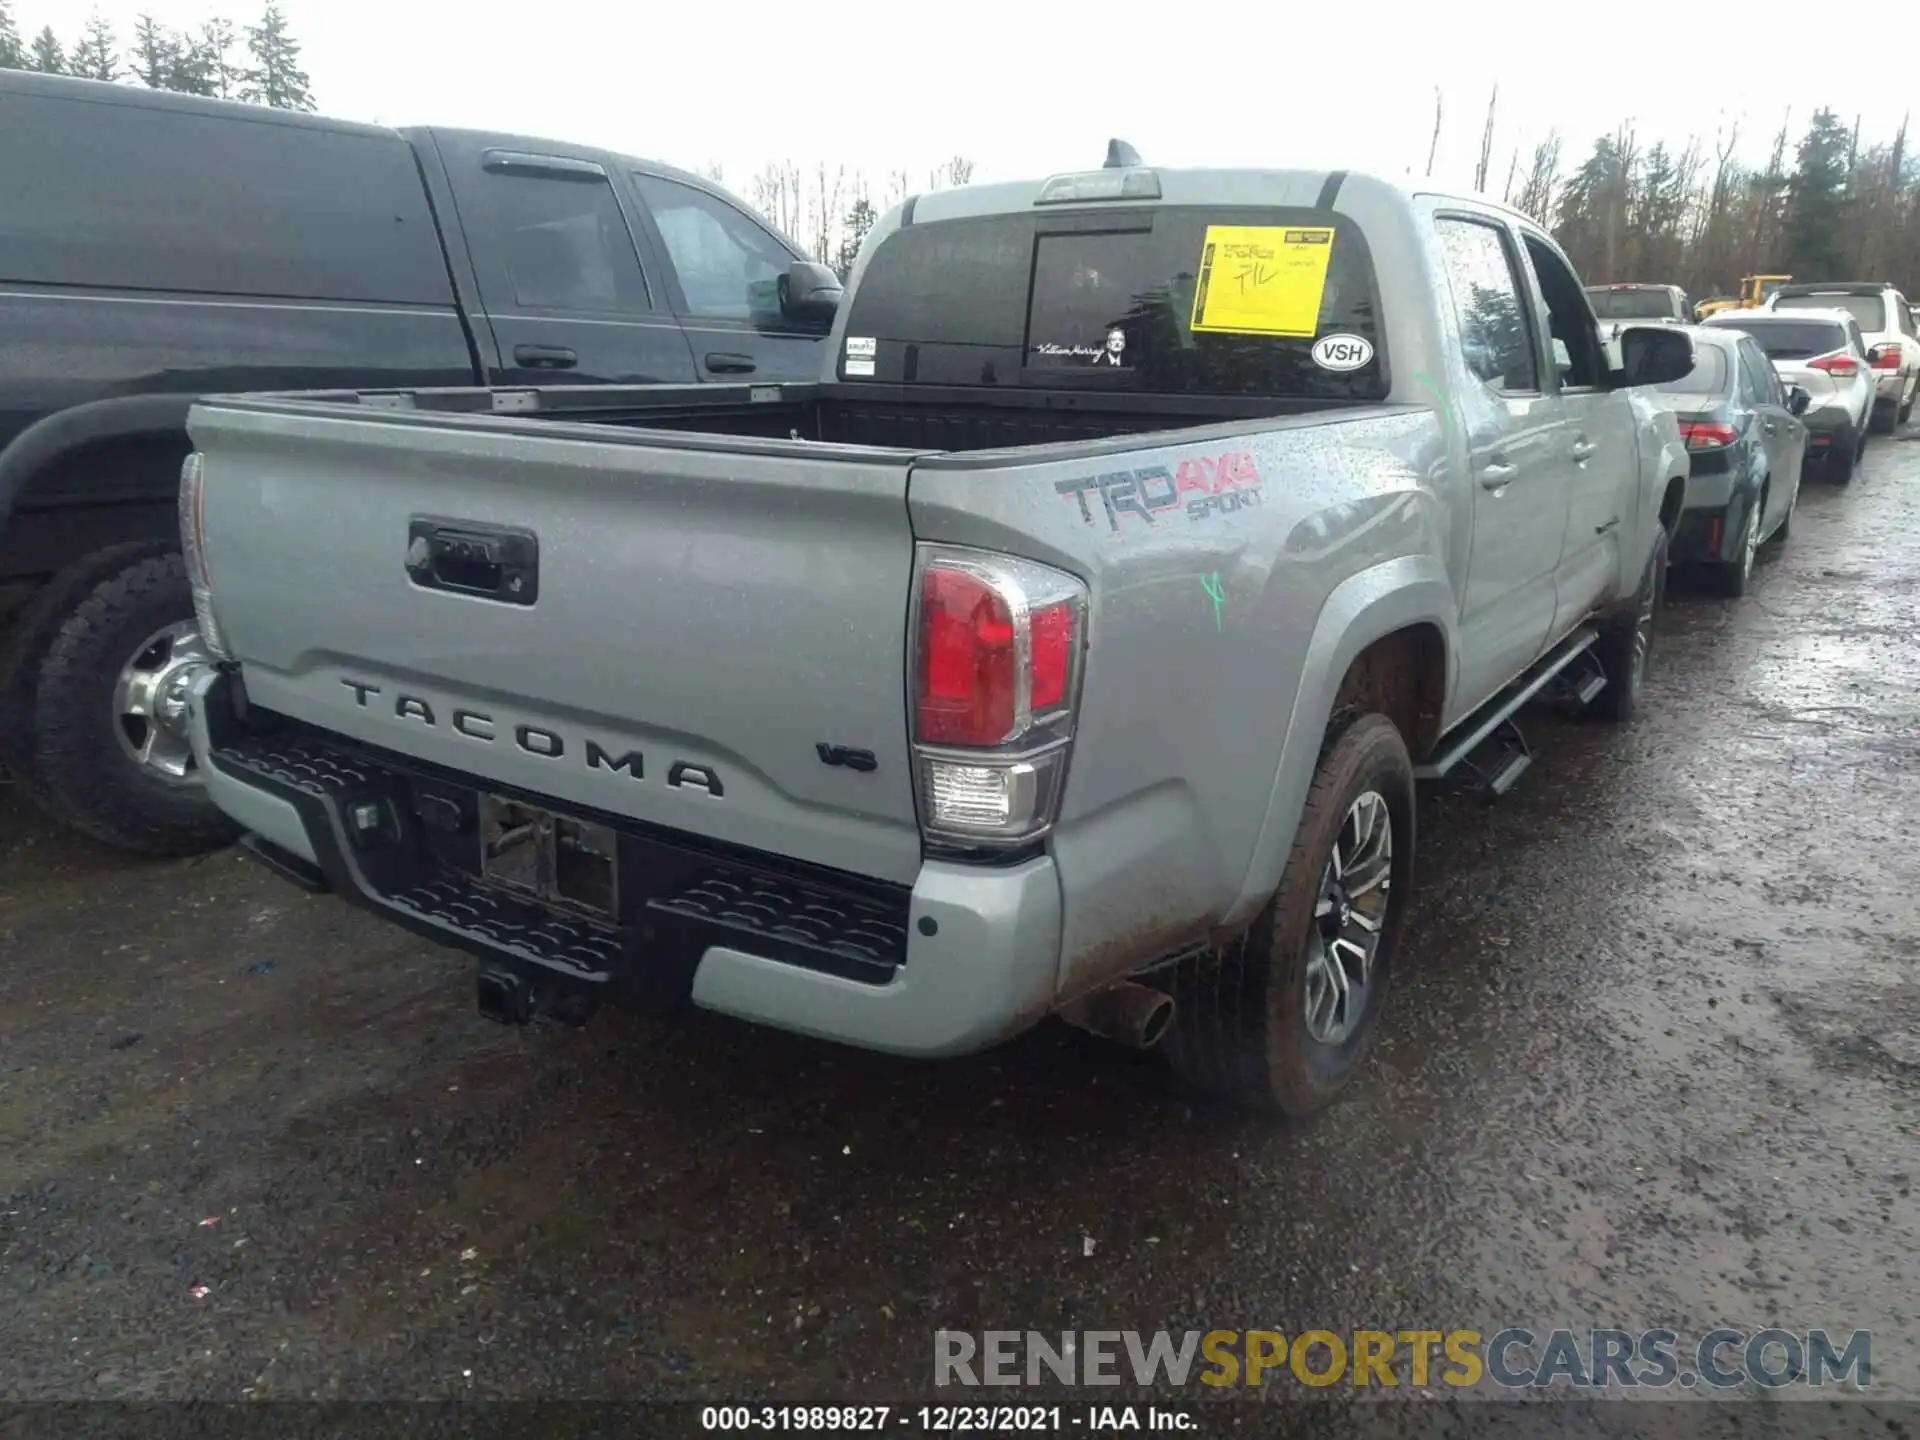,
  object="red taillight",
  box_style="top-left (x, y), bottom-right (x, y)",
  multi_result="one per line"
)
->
top-left (1678, 420), bottom-right (1737, 451)
top-left (1870, 343), bottom-right (1900, 371)
top-left (1028, 602), bottom-right (1073, 712)
top-left (912, 549), bottom-right (1088, 845)
top-left (918, 567), bottom-right (1018, 747)
top-left (1809, 353), bottom-right (1860, 376)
